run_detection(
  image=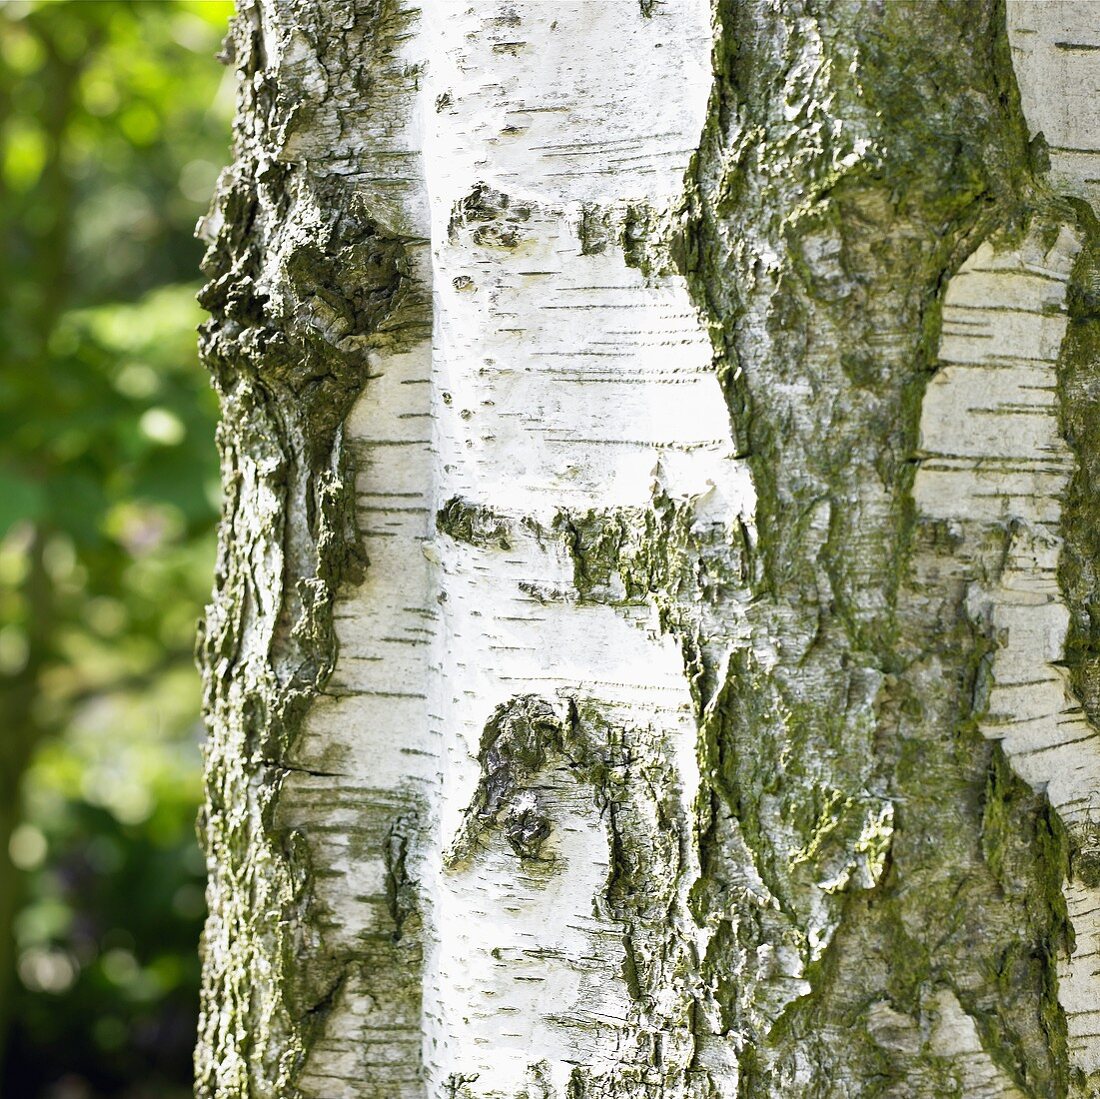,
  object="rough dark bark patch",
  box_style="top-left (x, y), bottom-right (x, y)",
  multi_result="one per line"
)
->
top-left (1057, 210), bottom-right (1100, 891)
top-left (194, 2), bottom-right (427, 1094)
top-left (674, 1), bottom-right (1077, 1093)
